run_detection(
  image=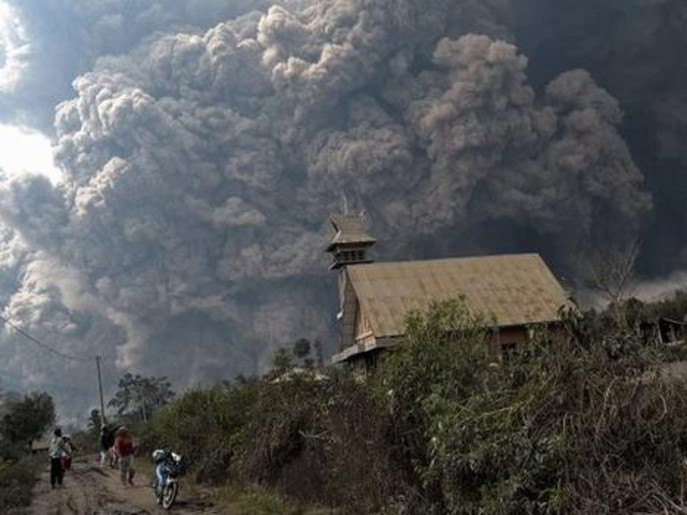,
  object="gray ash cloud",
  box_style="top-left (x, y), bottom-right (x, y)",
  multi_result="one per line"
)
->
top-left (0, 0), bottom-right (682, 414)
